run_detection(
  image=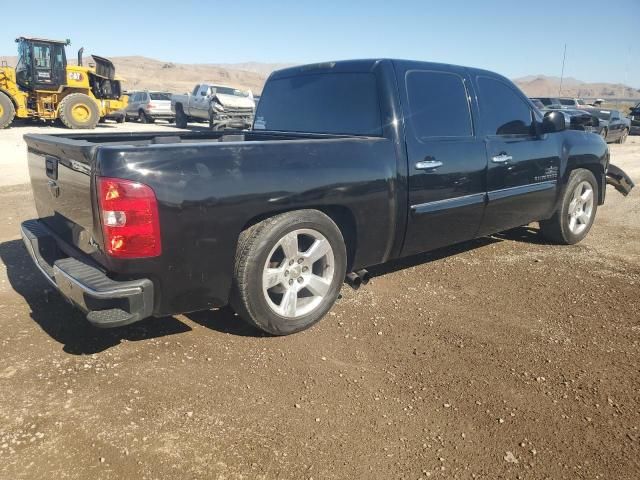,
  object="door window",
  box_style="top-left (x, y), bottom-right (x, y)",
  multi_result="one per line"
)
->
top-left (32, 44), bottom-right (52, 69)
top-left (477, 77), bottom-right (533, 136)
top-left (192, 85), bottom-right (200, 96)
top-left (405, 70), bottom-right (473, 140)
